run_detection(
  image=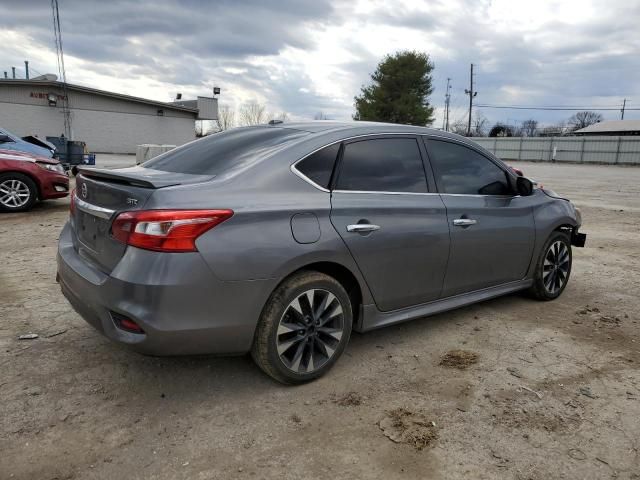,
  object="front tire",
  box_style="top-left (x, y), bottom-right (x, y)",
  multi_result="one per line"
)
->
top-left (251, 271), bottom-right (353, 384)
top-left (528, 231), bottom-right (572, 300)
top-left (0, 173), bottom-right (38, 212)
